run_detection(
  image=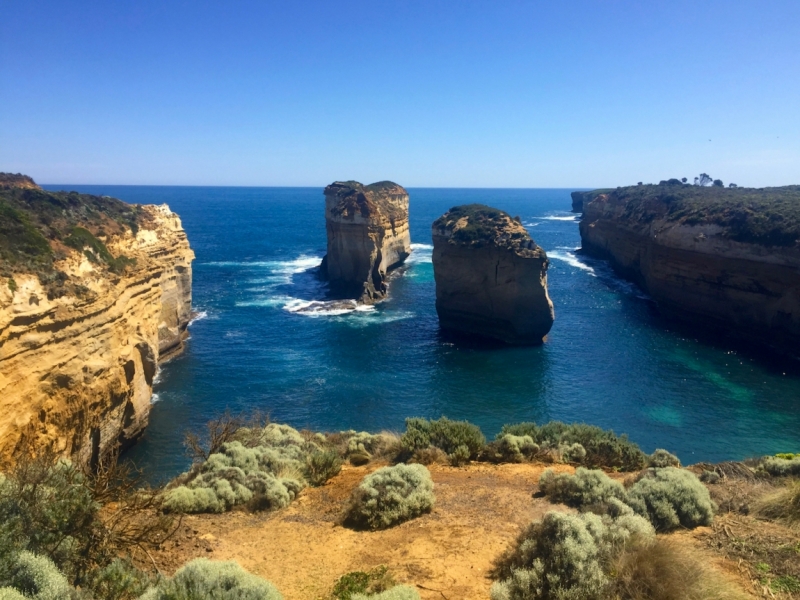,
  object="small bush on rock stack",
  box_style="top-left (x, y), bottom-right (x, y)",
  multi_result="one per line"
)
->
top-left (626, 467), bottom-right (715, 531)
top-left (538, 467), bottom-right (626, 507)
top-left (345, 464), bottom-right (434, 530)
top-left (139, 558), bottom-right (282, 600)
top-left (401, 417), bottom-right (485, 466)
